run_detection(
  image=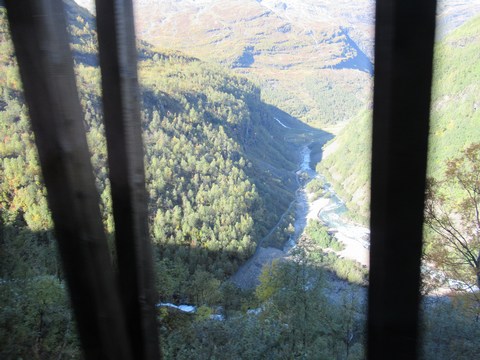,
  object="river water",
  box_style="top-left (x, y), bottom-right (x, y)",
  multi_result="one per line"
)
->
top-left (285, 146), bottom-right (370, 266)
top-left (232, 144), bottom-right (370, 289)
